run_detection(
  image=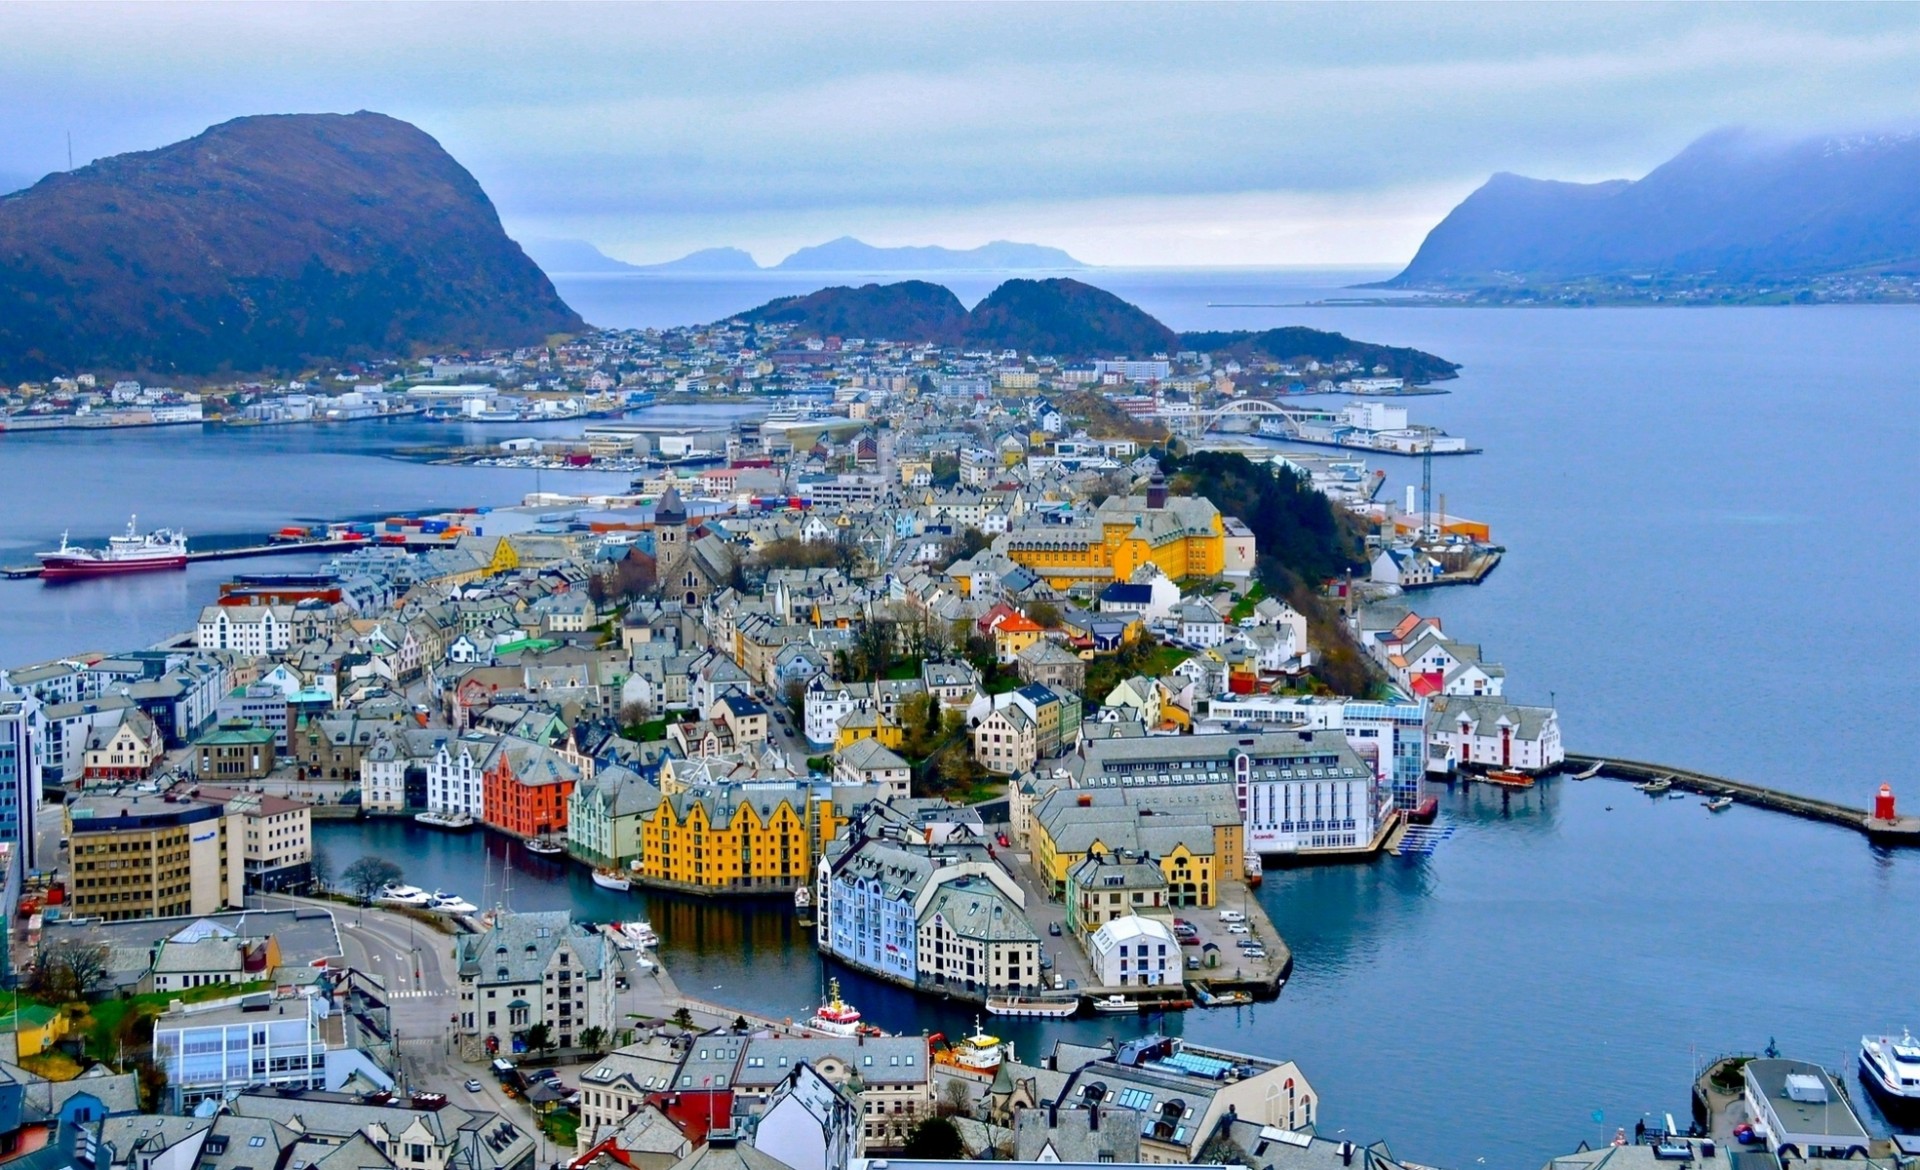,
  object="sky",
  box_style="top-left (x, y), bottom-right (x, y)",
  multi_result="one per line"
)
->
top-left (5, 3), bottom-right (1920, 267)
